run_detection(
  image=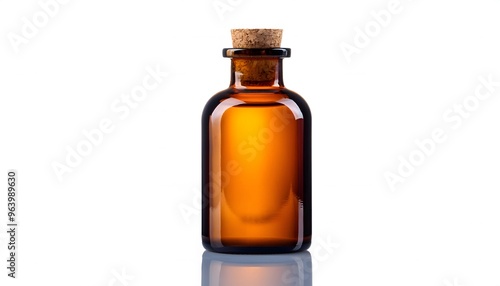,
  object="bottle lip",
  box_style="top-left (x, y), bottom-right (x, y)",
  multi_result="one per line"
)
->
top-left (223, 48), bottom-right (291, 58)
